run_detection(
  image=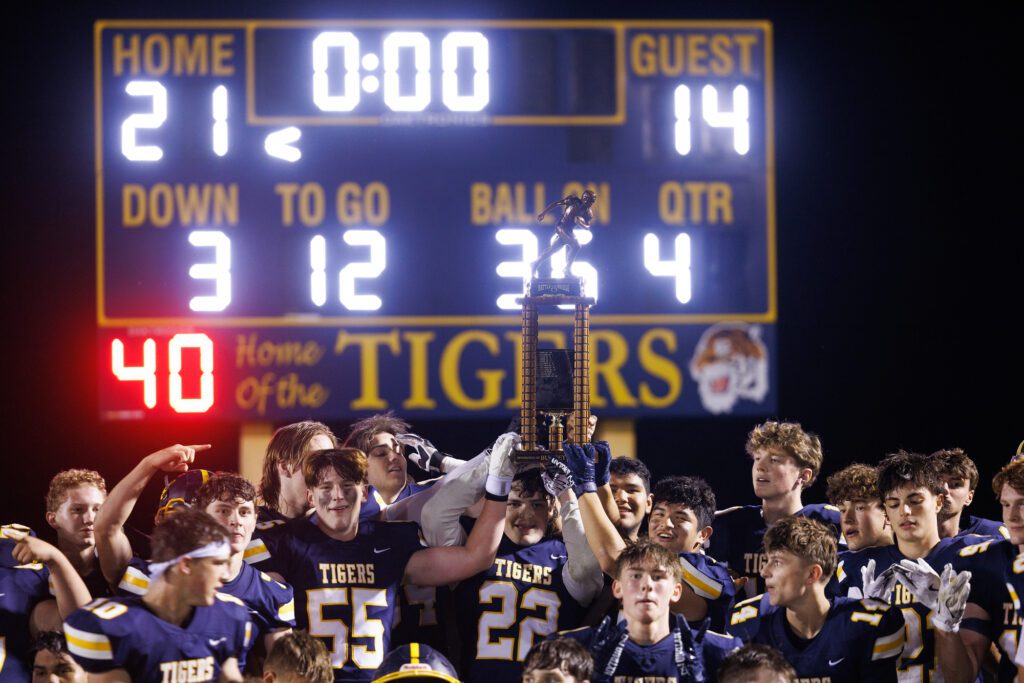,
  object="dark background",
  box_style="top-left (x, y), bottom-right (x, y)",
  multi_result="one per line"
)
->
top-left (2, 2), bottom-right (1018, 537)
